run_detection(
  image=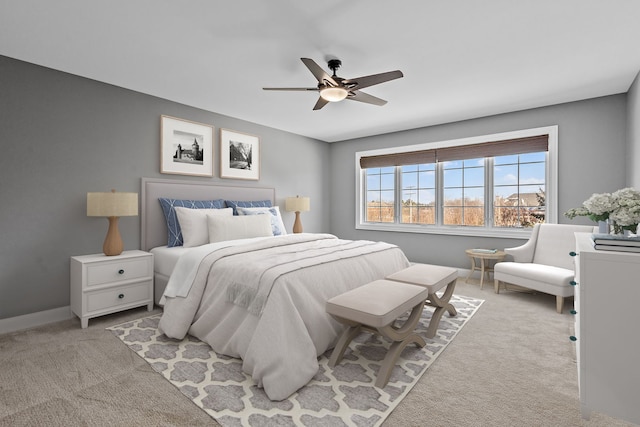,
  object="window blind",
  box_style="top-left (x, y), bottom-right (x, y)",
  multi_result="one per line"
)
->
top-left (359, 150), bottom-right (436, 169)
top-left (359, 134), bottom-right (548, 168)
top-left (435, 134), bottom-right (548, 162)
